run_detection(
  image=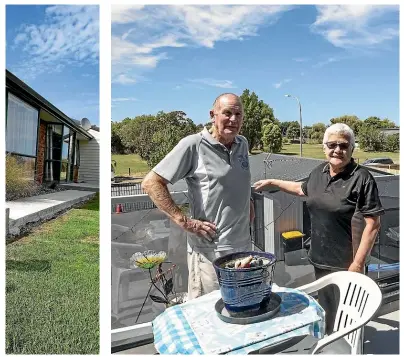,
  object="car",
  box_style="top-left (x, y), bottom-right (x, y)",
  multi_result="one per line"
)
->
top-left (362, 157), bottom-right (394, 166)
